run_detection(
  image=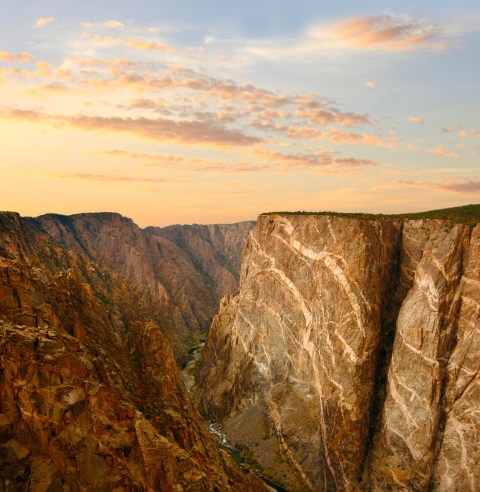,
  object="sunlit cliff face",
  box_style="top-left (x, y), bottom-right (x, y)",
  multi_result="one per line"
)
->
top-left (1, 4), bottom-right (479, 225)
top-left (198, 213), bottom-right (480, 491)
